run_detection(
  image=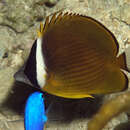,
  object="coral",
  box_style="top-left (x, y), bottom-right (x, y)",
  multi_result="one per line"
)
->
top-left (88, 92), bottom-right (130, 130)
